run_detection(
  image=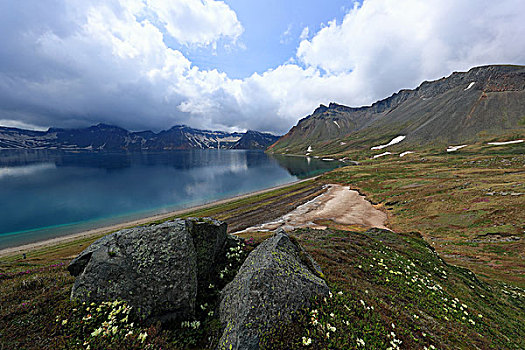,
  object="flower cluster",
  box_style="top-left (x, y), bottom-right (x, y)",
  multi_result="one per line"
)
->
top-left (302, 336), bottom-right (312, 346)
top-left (386, 328), bottom-right (402, 350)
top-left (181, 320), bottom-right (201, 330)
top-left (87, 300), bottom-right (134, 339)
top-left (219, 242), bottom-right (246, 280)
top-left (57, 300), bottom-right (150, 348)
top-left (226, 245), bottom-right (244, 261)
top-left (362, 246), bottom-right (487, 330)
